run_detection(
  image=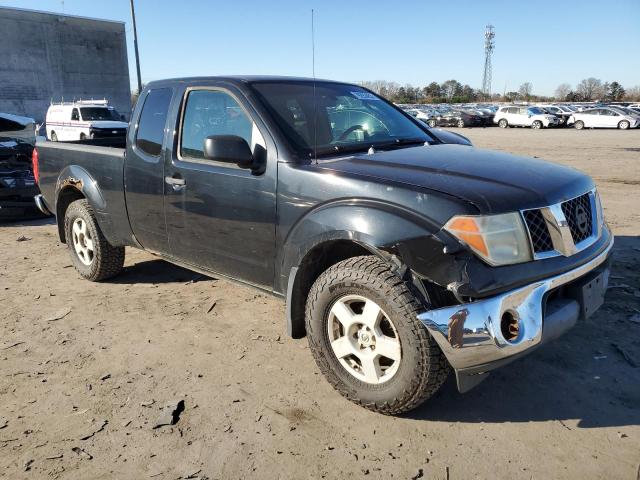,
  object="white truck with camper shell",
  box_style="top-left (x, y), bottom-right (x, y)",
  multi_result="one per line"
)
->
top-left (45, 100), bottom-right (127, 142)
